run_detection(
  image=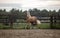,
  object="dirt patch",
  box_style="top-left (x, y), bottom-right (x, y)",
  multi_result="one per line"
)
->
top-left (0, 29), bottom-right (60, 38)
